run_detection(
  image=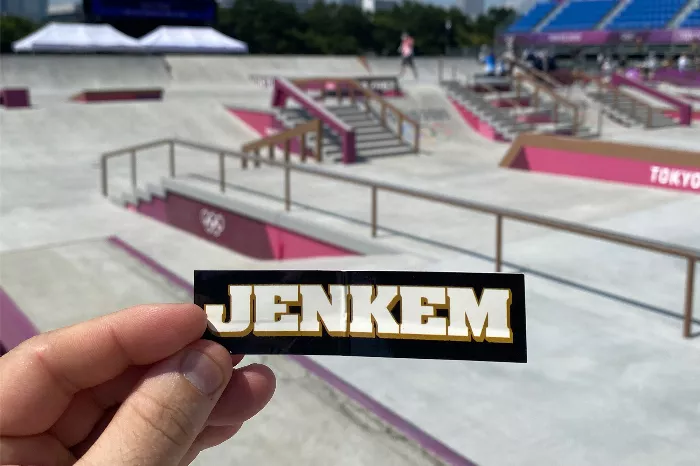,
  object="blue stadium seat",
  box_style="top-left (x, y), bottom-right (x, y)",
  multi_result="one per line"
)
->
top-left (541, 0), bottom-right (617, 32)
top-left (507, 2), bottom-right (558, 33)
top-left (606, 0), bottom-right (688, 31)
top-left (680, 8), bottom-right (700, 27)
